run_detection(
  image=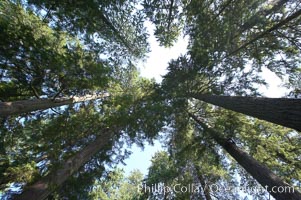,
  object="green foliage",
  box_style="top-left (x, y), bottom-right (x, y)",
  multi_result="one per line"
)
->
top-left (238, 120), bottom-right (301, 184)
top-left (103, 64), bottom-right (171, 145)
top-left (0, 0), bottom-right (111, 100)
top-left (147, 151), bottom-right (177, 185)
top-left (188, 104), bottom-right (301, 195)
top-left (145, 151), bottom-right (178, 199)
top-left (0, 2), bottom-right (152, 195)
top-left (160, 0), bottom-right (301, 95)
top-left (150, 109), bottom-right (240, 199)
top-left (27, 0), bottom-right (150, 60)
top-left (143, 0), bottom-right (185, 47)
top-left (198, 106), bottom-right (301, 187)
top-left (0, 105), bottom-right (101, 186)
top-left (89, 168), bottom-right (145, 200)
top-left (154, 3), bottom-right (301, 197)
top-left (3, 161), bottom-right (40, 184)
